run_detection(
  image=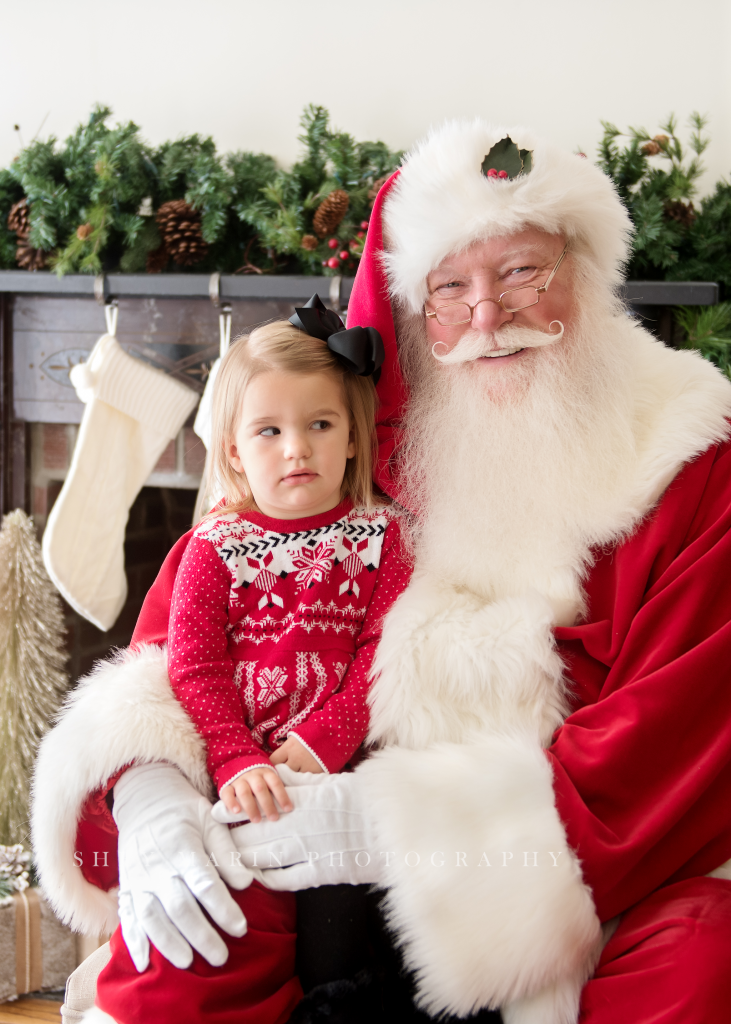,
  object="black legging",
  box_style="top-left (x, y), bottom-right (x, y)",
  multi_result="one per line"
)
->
top-left (293, 885), bottom-right (503, 1023)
